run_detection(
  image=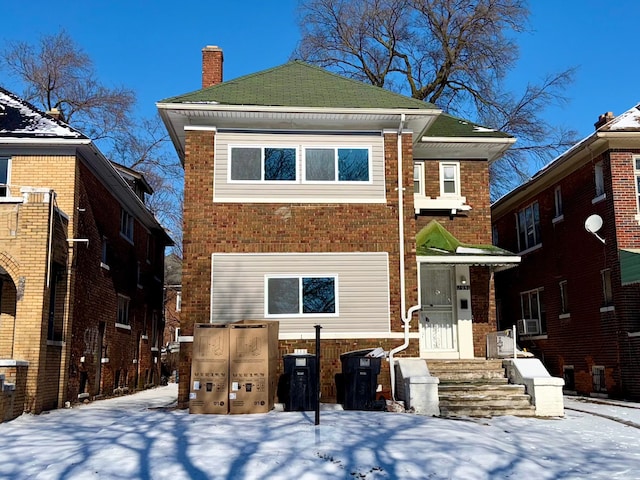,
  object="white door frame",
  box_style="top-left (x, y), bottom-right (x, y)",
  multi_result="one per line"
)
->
top-left (418, 263), bottom-right (474, 359)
